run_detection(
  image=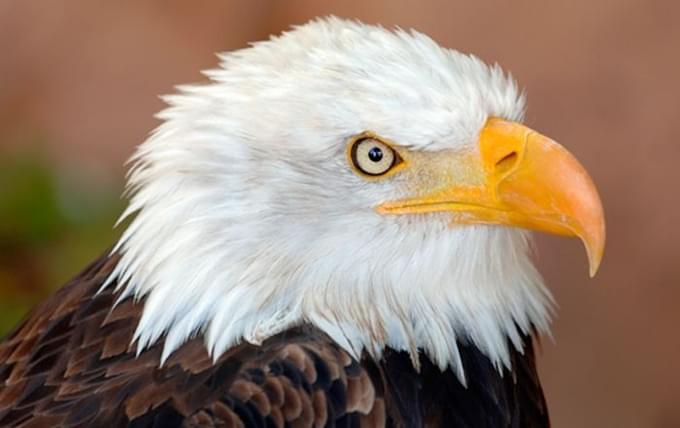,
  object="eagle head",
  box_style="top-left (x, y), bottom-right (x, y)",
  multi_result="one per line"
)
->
top-left (110, 17), bottom-right (605, 380)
